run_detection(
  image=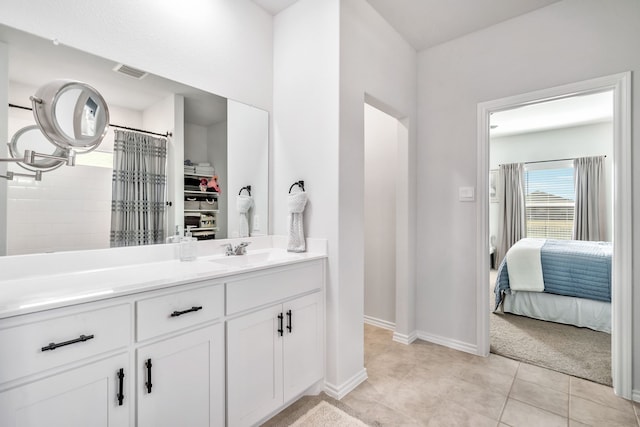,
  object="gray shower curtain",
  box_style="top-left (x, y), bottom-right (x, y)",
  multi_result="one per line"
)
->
top-left (573, 155), bottom-right (605, 241)
top-left (496, 163), bottom-right (525, 266)
top-left (110, 130), bottom-right (167, 247)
